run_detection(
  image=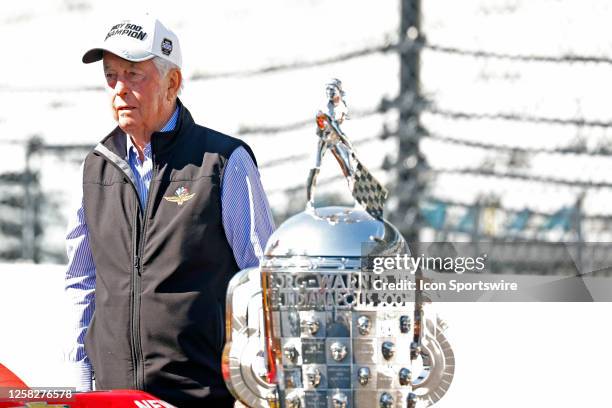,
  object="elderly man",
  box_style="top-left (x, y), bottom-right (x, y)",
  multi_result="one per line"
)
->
top-left (64, 15), bottom-right (275, 407)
